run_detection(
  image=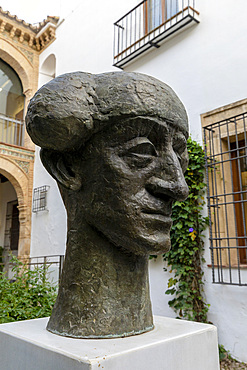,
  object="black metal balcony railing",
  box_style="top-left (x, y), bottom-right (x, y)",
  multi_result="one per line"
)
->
top-left (0, 254), bottom-right (65, 283)
top-left (0, 114), bottom-right (25, 147)
top-left (114, 0), bottom-right (199, 68)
